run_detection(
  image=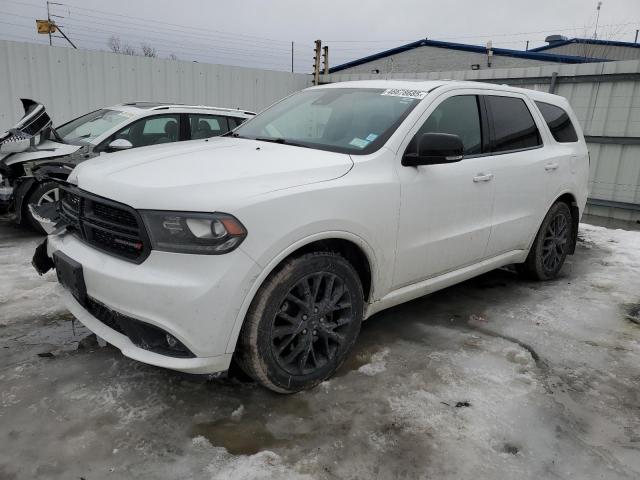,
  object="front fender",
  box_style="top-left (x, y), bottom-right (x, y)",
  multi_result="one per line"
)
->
top-left (224, 230), bottom-right (379, 354)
